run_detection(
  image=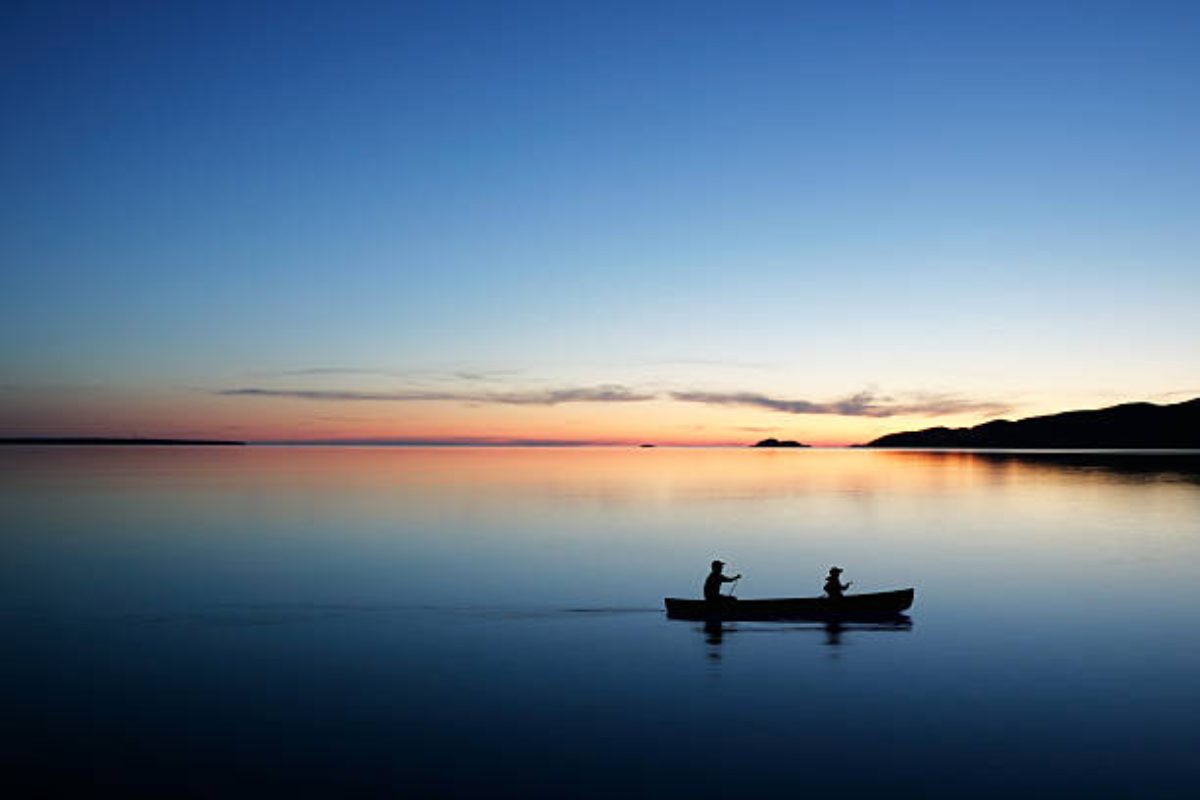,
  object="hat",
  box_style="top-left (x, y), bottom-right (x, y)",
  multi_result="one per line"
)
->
top-left (711, 559), bottom-right (725, 569)
top-left (829, 566), bottom-right (843, 574)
